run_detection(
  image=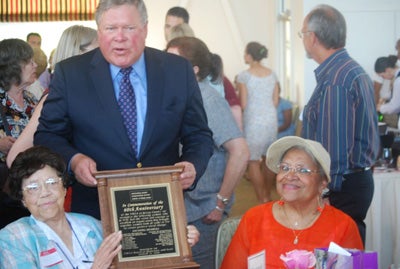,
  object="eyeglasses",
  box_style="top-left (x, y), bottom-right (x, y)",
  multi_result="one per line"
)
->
top-left (22, 177), bottom-right (62, 195)
top-left (298, 30), bottom-right (312, 39)
top-left (277, 163), bottom-right (319, 176)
